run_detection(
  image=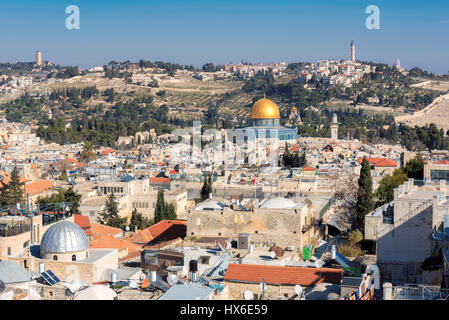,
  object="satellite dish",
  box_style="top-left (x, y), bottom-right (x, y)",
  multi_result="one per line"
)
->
top-left (68, 280), bottom-right (83, 293)
top-left (129, 280), bottom-right (138, 289)
top-left (244, 290), bottom-right (254, 300)
top-left (140, 273), bottom-right (147, 280)
top-left (125, 226), bottom-right (130, 232)
top-left (315, 259), bottom-right (323, 268)
top-left (270, 251), bottom-right (276, 259)
top-left (294, 285), bottom-right (303, 296)
top-left (167, 274), bottom-right (179, 286)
